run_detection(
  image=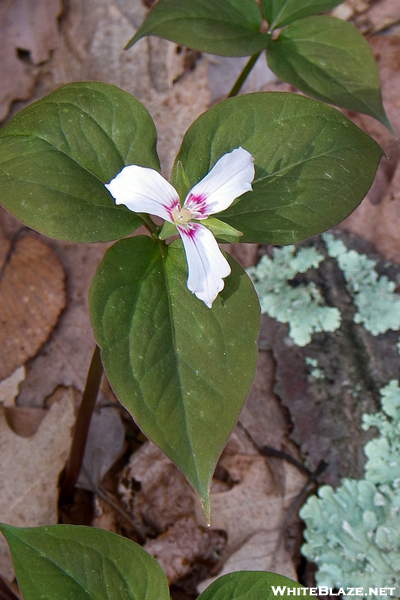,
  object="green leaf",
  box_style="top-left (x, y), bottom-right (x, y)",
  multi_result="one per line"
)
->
top-left (170, 160), bottom-right (191, 201)
top-left (266, 16), bottom-right (392, 131)
top-left (89, 236), bottom-right (260, 518)
top-left (171, 92), bottom-right (383, 245)
top-left (202, 217), bottom-right (243, 243)
top-left (262, 0), bottom-right (343, 30)
top-left (159, 221), bottom-right (178, 240)
top-left (198, 571), bottom-right (311, 600)
top-left (126, 0), bottom-right (270, 57)
top-left (0, 523), bottom-right (170, 600)
top-left (0, 82), bottom-right (160, 242)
